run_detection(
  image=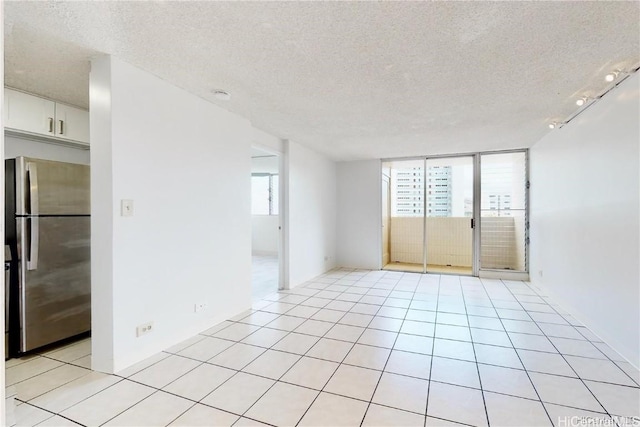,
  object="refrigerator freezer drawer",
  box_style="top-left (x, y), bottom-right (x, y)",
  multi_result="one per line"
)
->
top-left (18, 216), bottom-right (90, 352)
